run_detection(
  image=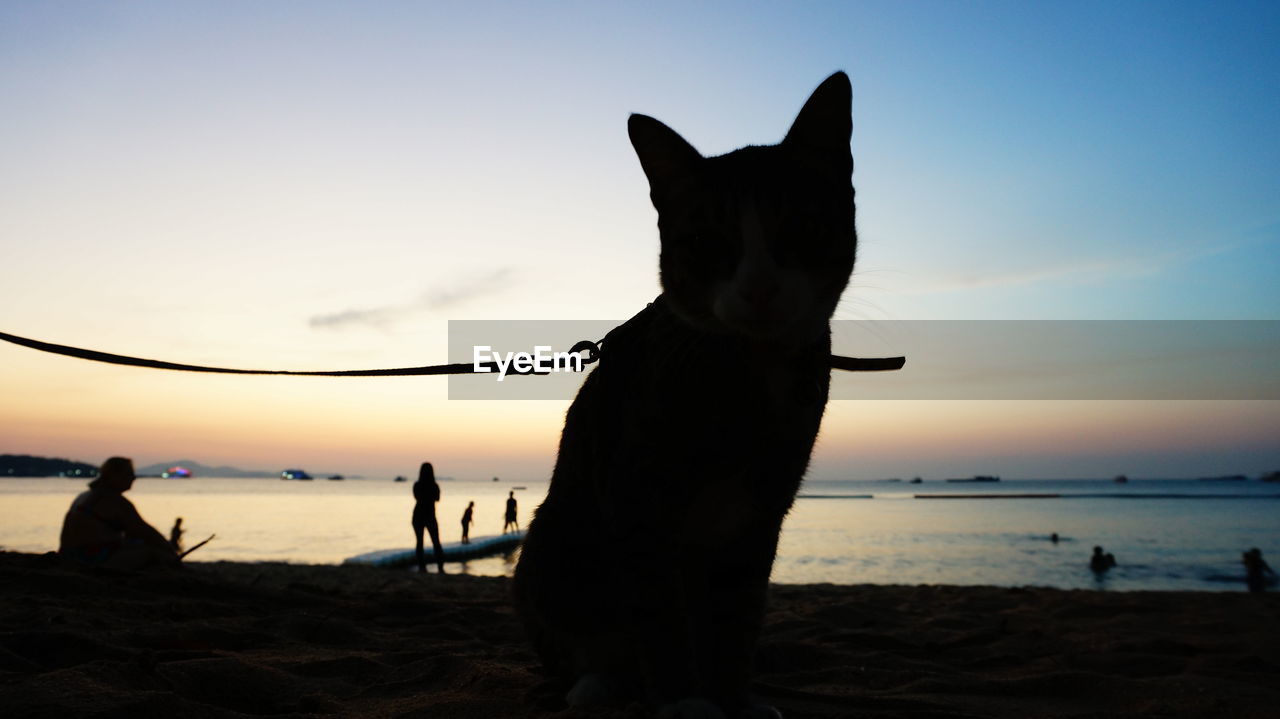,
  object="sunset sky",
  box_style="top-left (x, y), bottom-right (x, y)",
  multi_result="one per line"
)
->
top-left (2, 1), bottom-right (1277, 480)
